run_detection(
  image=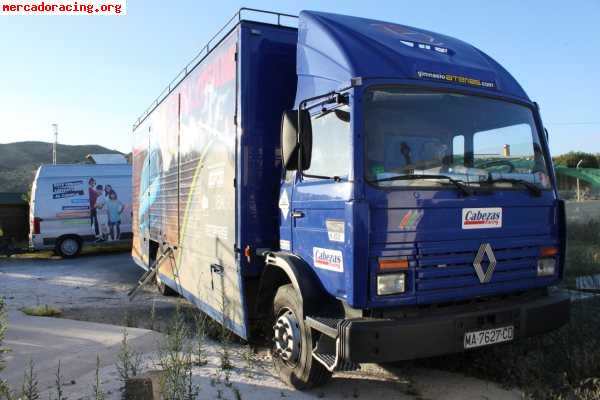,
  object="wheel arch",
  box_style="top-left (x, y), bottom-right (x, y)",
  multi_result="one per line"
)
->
top-left (56, 233), bottom-right (82, 245)
top-left (255, 252), bottom-right (342, 319)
